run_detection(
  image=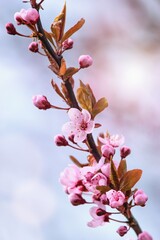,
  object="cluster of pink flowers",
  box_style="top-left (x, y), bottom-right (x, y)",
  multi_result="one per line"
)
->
top-left (6, 1), bottom-right (153, 238)
top-left (59, 155), bottom-right (148, 232)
